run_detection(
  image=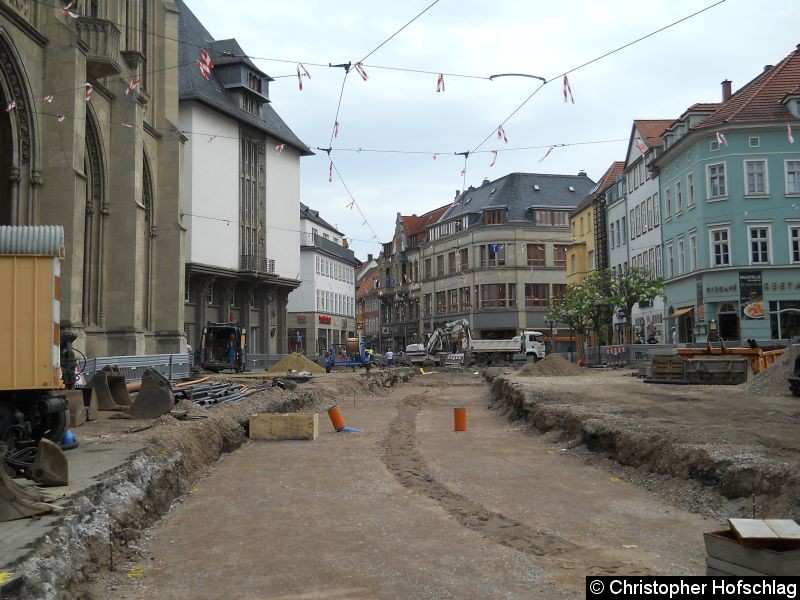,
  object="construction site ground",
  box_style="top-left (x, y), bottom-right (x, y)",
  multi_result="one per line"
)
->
top-left (2, 358), bottom-right (798, 599)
